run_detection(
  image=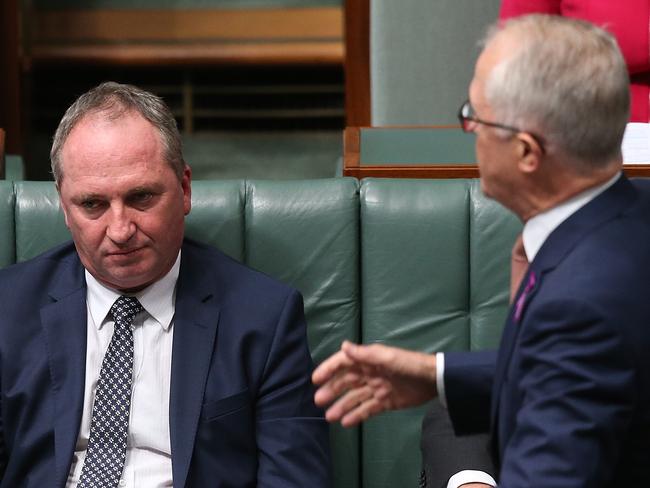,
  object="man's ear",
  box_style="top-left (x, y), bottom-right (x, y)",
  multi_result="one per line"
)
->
top-left (516, 132), bottom-right (543, 174)
top-left (182, 163), bottom-right (192, 216)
